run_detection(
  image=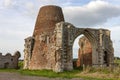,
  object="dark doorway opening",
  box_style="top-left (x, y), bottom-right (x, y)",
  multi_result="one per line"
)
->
top-left (104, 51), bottom-right (109, 66)
top-left (4, 62), bottom-right (9, 68)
